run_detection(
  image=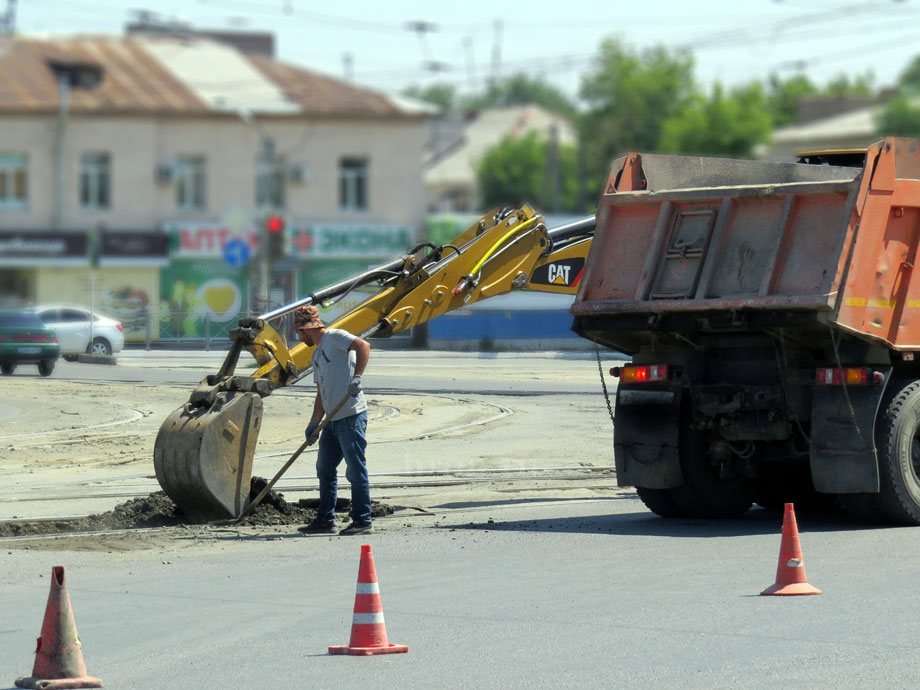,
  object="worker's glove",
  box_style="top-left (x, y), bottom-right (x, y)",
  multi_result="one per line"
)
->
top-left (305, 422), bottom-right (320, 443)
top-left (347, 375), bottom-right (362, 397)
